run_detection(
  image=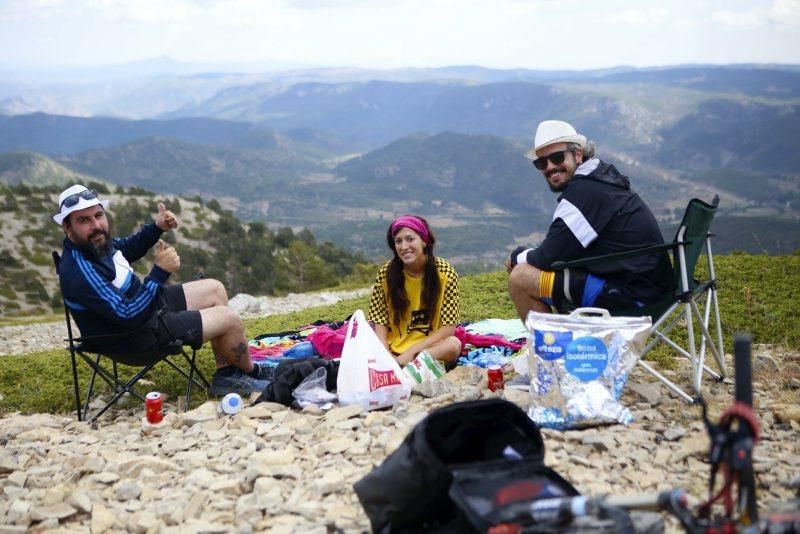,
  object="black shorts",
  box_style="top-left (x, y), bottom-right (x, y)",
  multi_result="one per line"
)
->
top-left (93, 285), bottom-right (203, 365)
top-left (548, 269), bottom-right (641, 313)
top-left (156, 285), bottom-right (204, 350)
